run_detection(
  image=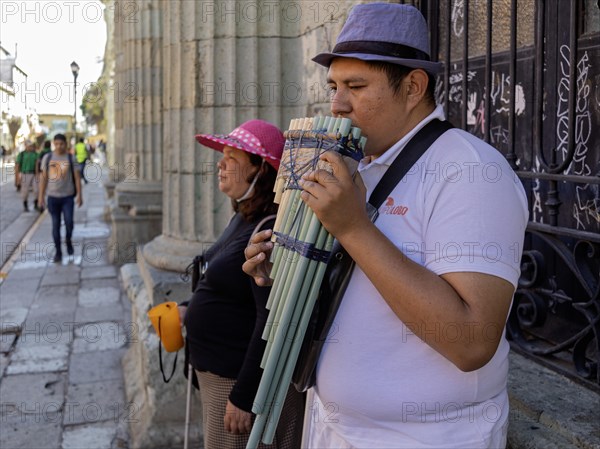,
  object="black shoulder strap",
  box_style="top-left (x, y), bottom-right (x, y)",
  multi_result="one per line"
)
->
top-left (292, 118), bottom-right (455, 393)
top-left (45, 152), bottom-right (52, 171)
top-left (368, 119), bottom-right (454, 212)
top-left (68, 153), bottom-right (75, 185)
